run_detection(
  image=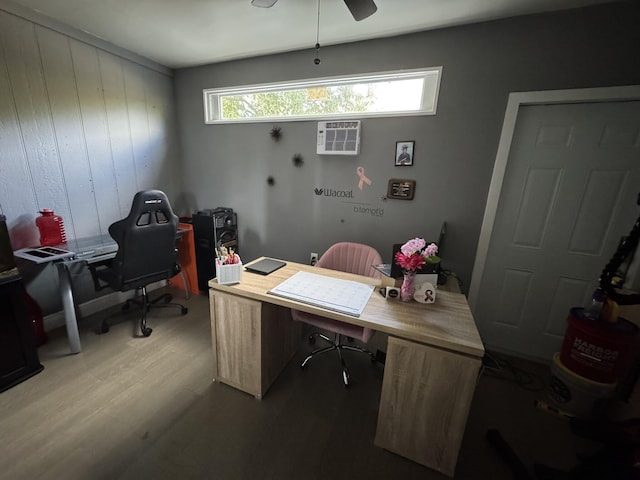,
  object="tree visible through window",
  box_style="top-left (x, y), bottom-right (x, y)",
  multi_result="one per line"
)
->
top-left (222, 85), bottom-right (373, 119)
top-left (204, 67), bottom-right (441, 123)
